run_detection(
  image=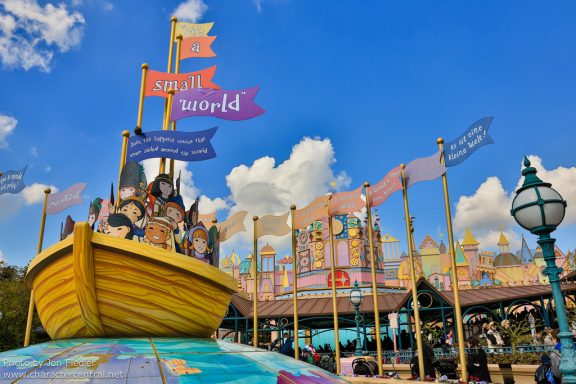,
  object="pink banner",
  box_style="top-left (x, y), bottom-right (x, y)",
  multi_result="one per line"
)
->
top-left (144, 67), bottom-right (220, 98)
top-left (293, 195), bottom-right (330, 229)
top-left (328, 187), bottom-right (364, 216)
top-left (405, 151), bottom-right (446, 188)
top-left (46, 183), bottom-right (86, 215)
top-left (368, 166), bottom-right (402, 207)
